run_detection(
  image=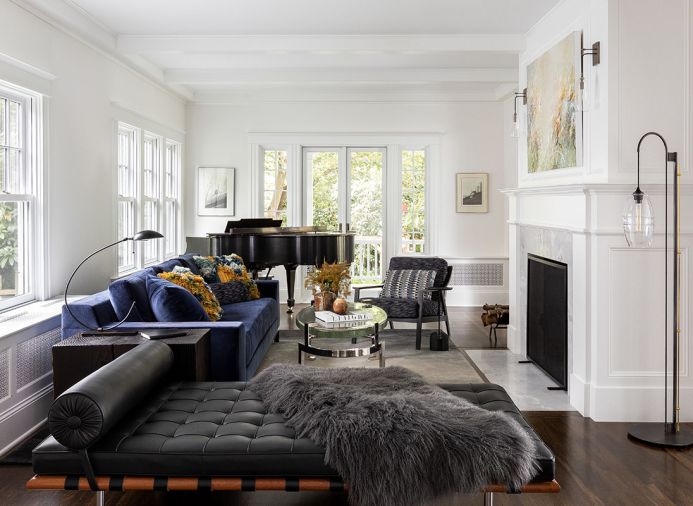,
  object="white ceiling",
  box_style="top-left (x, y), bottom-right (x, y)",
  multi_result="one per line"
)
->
top-left (26, 0), bottom-right (562, 101)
